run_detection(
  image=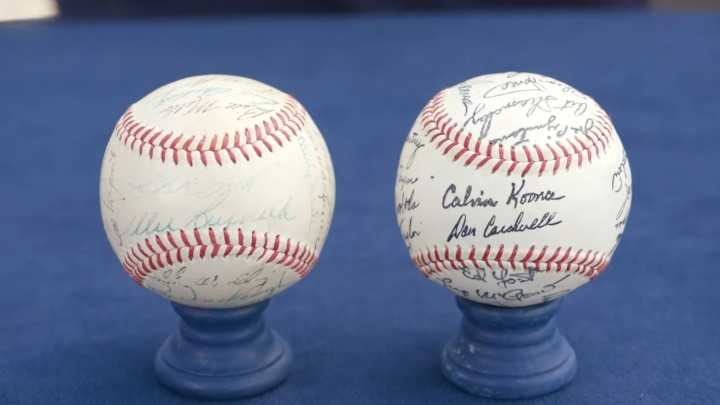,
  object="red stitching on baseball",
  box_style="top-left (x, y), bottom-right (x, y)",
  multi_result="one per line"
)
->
top-left (130, 248), bottom-right (142, 264)
top-left (413, 245), bottom-right (609, 279)
top-left (495, 245), bottom-right (505, 270)
top-left (137, 244), bottom-right (149, 259)
top-left (507, 148), bottom-right (518, 175)
top-left (122, 227), bottom-right (318, 285)
top-left (534, 246), bottom-right (548, 271)
top-left (455, 247), bottom-right (466, 269)
top-left (115, 99), bottom-right (306, 166)
top-left (257, 233), bottom-right (269, 261)
top-left (508, 245), bottom-right (518, 270)
top-left (533, 144), bottom-right (547, 176)
top-left (545, 247), bottom-right (561, 271)
top-left (481, 245), bottom-right (492, 268)
top-left (419, 95), bottom-right (615, 176)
